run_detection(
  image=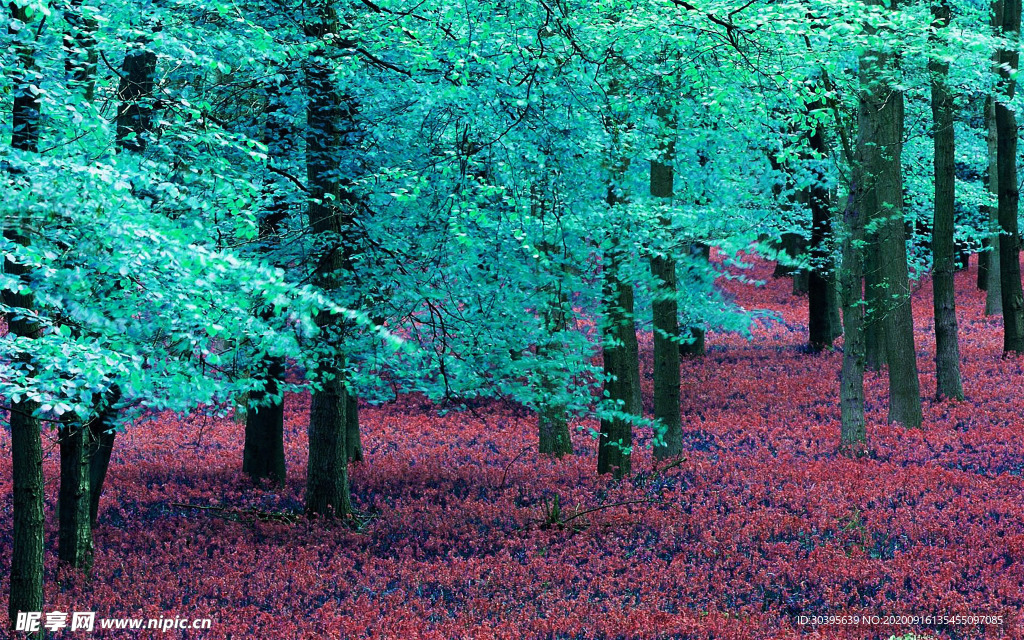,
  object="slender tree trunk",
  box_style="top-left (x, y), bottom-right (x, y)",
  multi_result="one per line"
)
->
top-left (807, 99), bottom-right (835, 352)
top-left (859, 0), bottom-right (922, 427)
top-left (930, 1), bottom-right (964, 400)
top-left (6, 5), bottom-right (44, 633)
top-left (996, 0), bottom-right (1024, 351)
top-left (56, 0), bottom-right (106, 570)
top-left (87, 391), bottom-right (119, 525)
top-left (346, 391), bottom-right (362, 462)
top-left (650, 107), bottom-right (682, 460)
top-left (116, 40), bottom-right (157, 152)
top-left (304, 5), bottom-right (353, 516)
top-left (535, 186), bottom-right (573, 457)
top-left (598, 167), bottom-right (640, 477)
top-left (243, 359), bottom-right (287, 483)
top-left (840, 180), bottom-right (867, 455)
top-left (863, 246), bottom-right (887, 371)
top-left (598, 249), bottom-right (638, 478)
top-left (58, 424), bottom-right (93, 571)
top-left (979, 238), bottom-right (989, 290)
top-left (679, 242), bottom-right (710, 356)
top-left (773, 233), bottom-right (803, 278)
top-left (243, 85), bottom-right (291, 484)
top-left (985, 96), bottom-right (1003, 313)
